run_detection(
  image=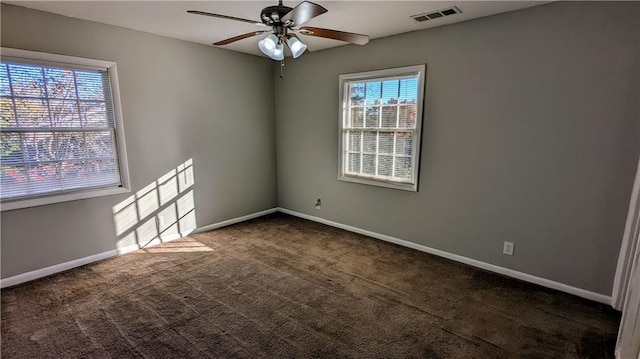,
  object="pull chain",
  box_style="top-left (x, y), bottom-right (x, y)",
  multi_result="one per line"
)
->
top-left (280, 59), bottom-right (285, 79)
